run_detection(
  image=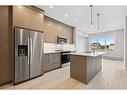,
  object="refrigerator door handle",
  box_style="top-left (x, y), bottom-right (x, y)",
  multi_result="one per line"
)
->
top-left (27, 38), bottom-right (30, 64)
top-left (30, 38), bottom-right (33, 65)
